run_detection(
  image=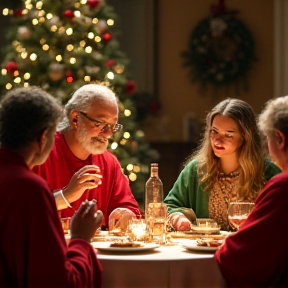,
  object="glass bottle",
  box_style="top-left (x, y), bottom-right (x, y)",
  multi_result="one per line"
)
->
top-left (145, 163), bottom-right (167, 243)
